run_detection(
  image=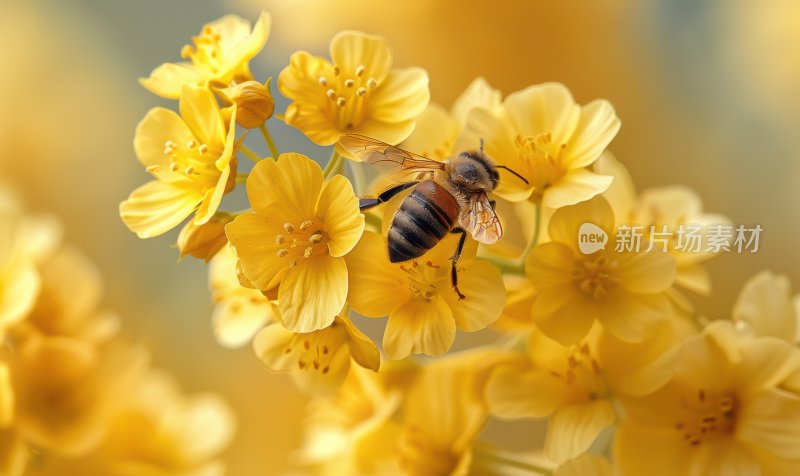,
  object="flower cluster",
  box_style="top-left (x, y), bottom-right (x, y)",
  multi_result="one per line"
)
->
top-left (122, 11), bottom-right (800, 475)
top-left (0, 185), bottom-right (235, 475)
